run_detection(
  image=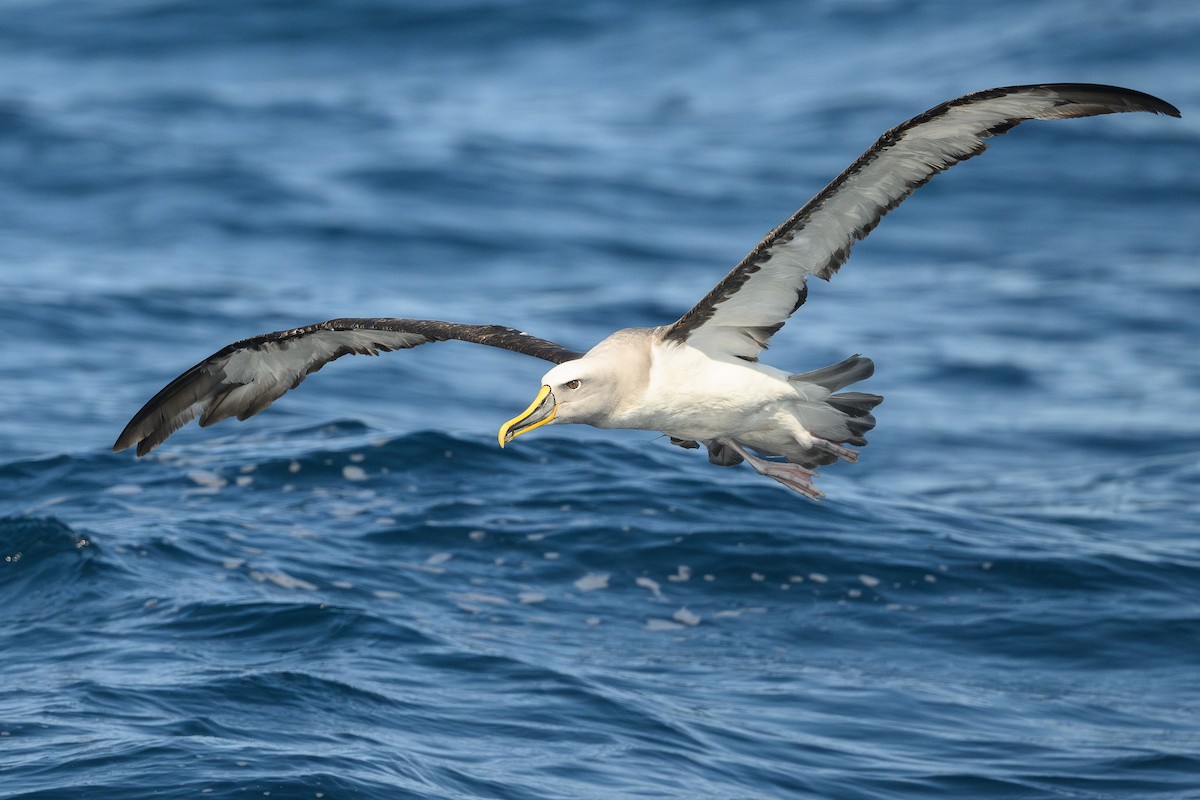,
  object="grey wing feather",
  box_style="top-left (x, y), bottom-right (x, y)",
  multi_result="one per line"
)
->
top-left (113, 317), bottom-right (582, 456)
top-left (665, 84), bottom-right (1180, 361)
